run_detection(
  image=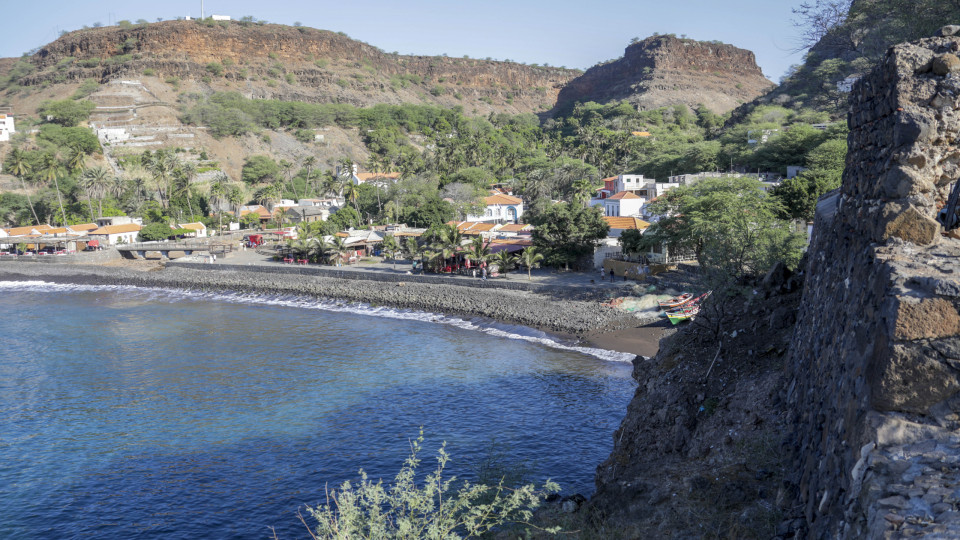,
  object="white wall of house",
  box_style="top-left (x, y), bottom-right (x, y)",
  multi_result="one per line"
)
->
top-left (602, 198), bottom-right (644, 217)
top-left (91, 231), bottom-right (139, 245)
top-left (468, 203), bottom-right (524, 223)
top-left (0, 113), bottom-right (15, 142)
